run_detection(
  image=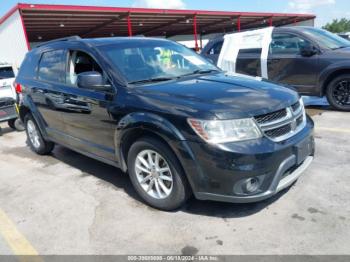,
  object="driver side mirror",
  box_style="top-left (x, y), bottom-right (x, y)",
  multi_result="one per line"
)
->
top-left (77, 71), bottom-right (112, 92)
top-left (300, 45), bottom-right (318, 57)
